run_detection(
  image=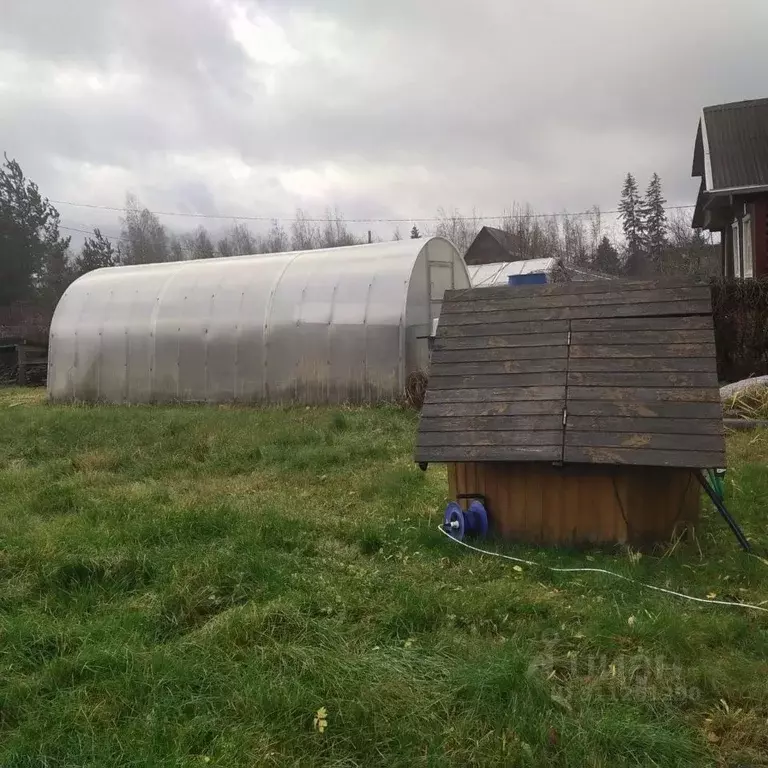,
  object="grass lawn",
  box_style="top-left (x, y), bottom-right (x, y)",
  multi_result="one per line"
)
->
top-left (0, 388), bottom-right (767, 767)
